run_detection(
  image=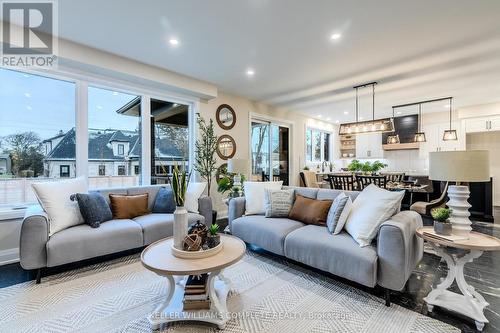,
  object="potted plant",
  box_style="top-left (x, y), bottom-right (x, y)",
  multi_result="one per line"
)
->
top-left (432, 207), bottom-right (452, 235)
top-left (172, 164), bottom-right (190, 249)
top-left (217, 173), bottom-right (246, 198)
top-left (194, 113), bottom-right (218, 197)
top-left (206, 223), bottom-right (220, 248)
